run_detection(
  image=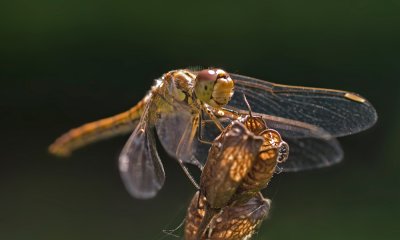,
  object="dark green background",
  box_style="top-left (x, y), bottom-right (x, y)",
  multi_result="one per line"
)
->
top-left (1, 0), bottom-right (399, 239)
